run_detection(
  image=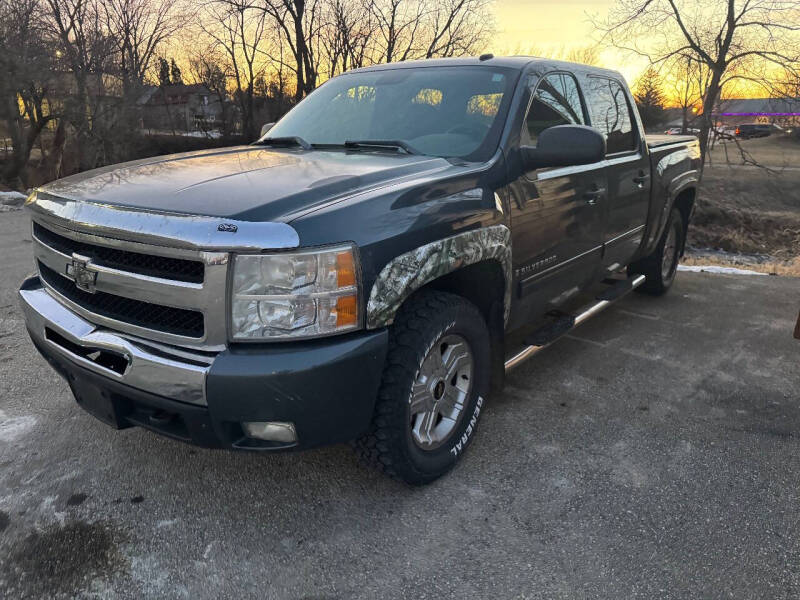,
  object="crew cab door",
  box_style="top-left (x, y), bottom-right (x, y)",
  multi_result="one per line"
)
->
top-left (507, 71), bottom-right (606, 325)
top-left (583, 76), bottom-right (650, 271)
